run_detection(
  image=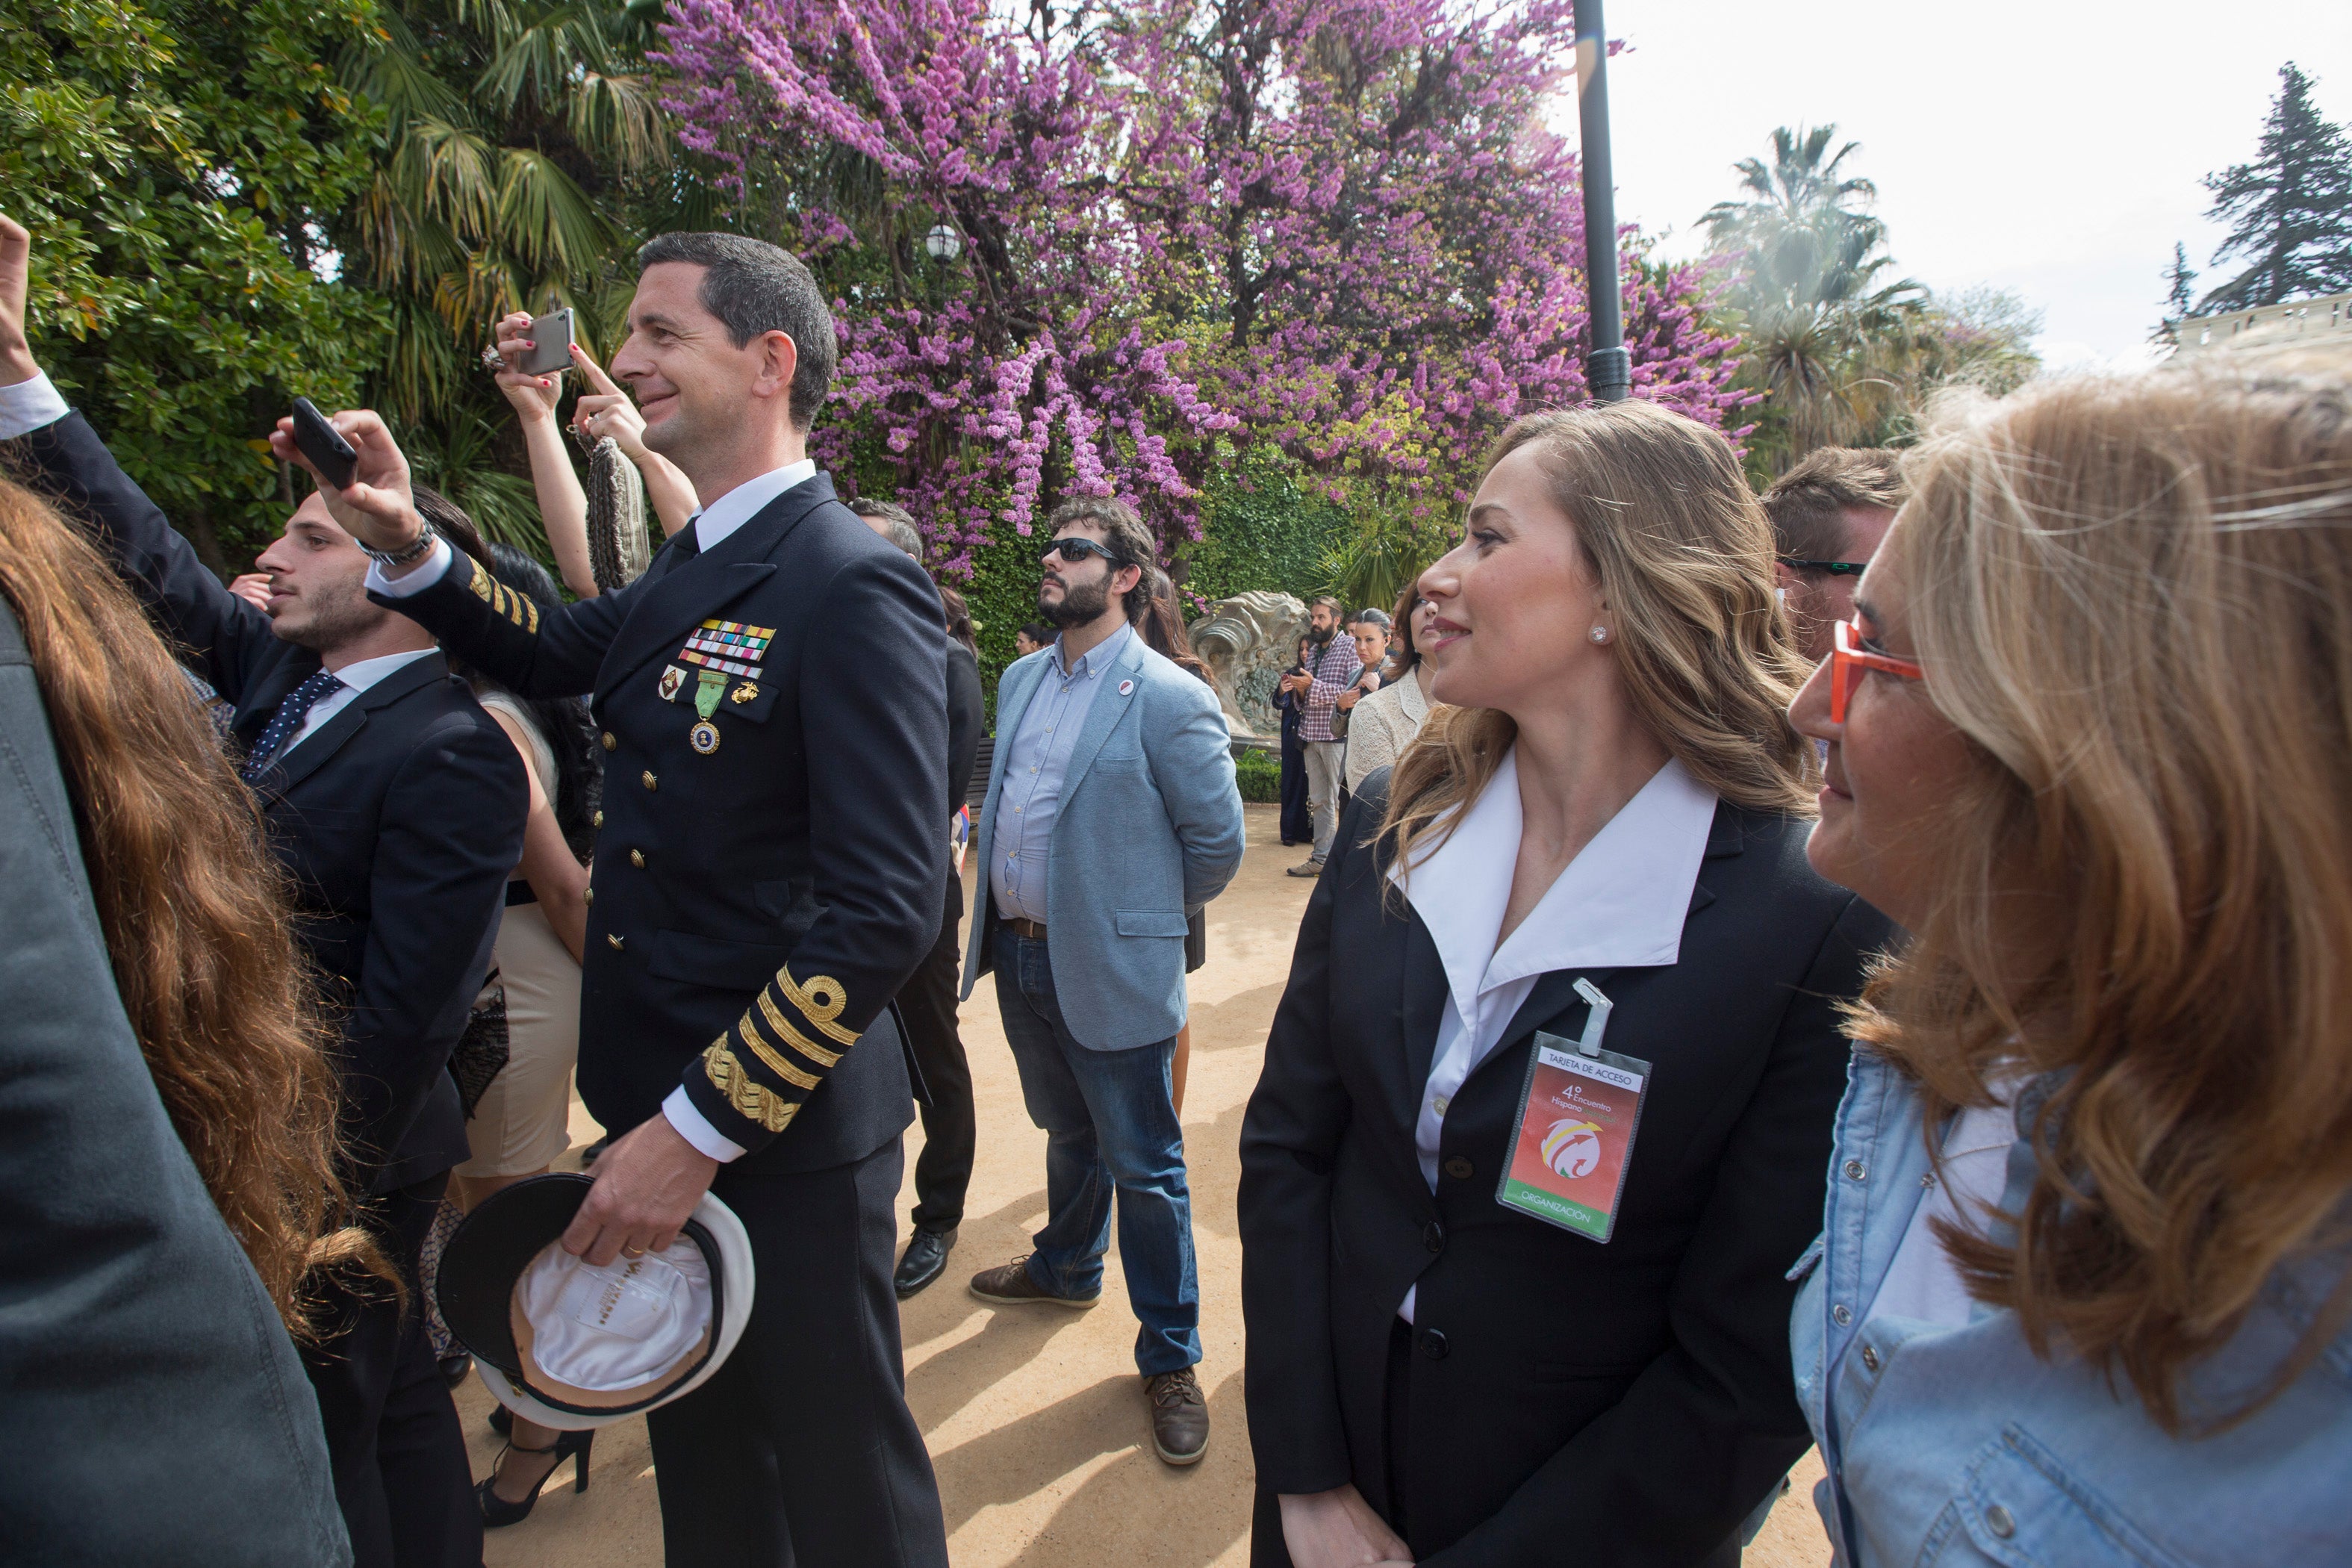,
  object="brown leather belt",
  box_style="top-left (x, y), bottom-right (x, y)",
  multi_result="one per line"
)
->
top-left (1004, 916), bottom-right (1048, 940)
